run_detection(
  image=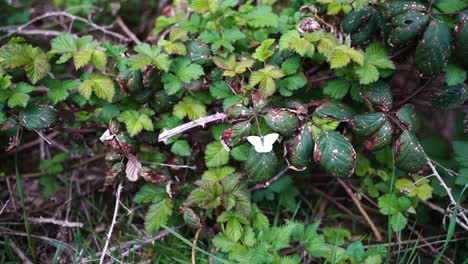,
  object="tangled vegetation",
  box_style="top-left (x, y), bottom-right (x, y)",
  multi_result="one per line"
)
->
top-left (0, 0), bottom-right (467, 263)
